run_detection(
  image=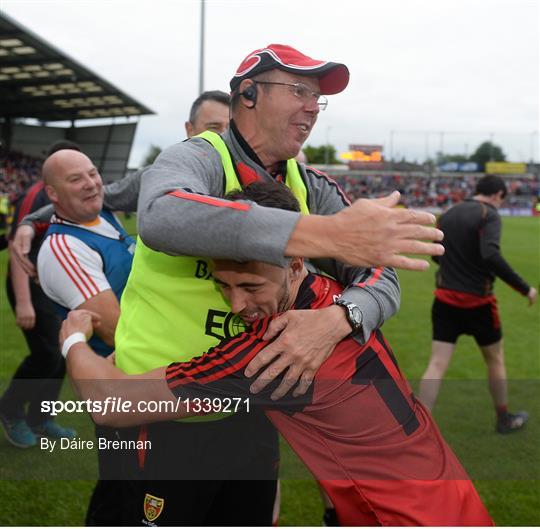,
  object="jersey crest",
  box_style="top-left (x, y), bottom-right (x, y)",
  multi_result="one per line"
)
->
top-left (143, 493), bottom-right (164, 523)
